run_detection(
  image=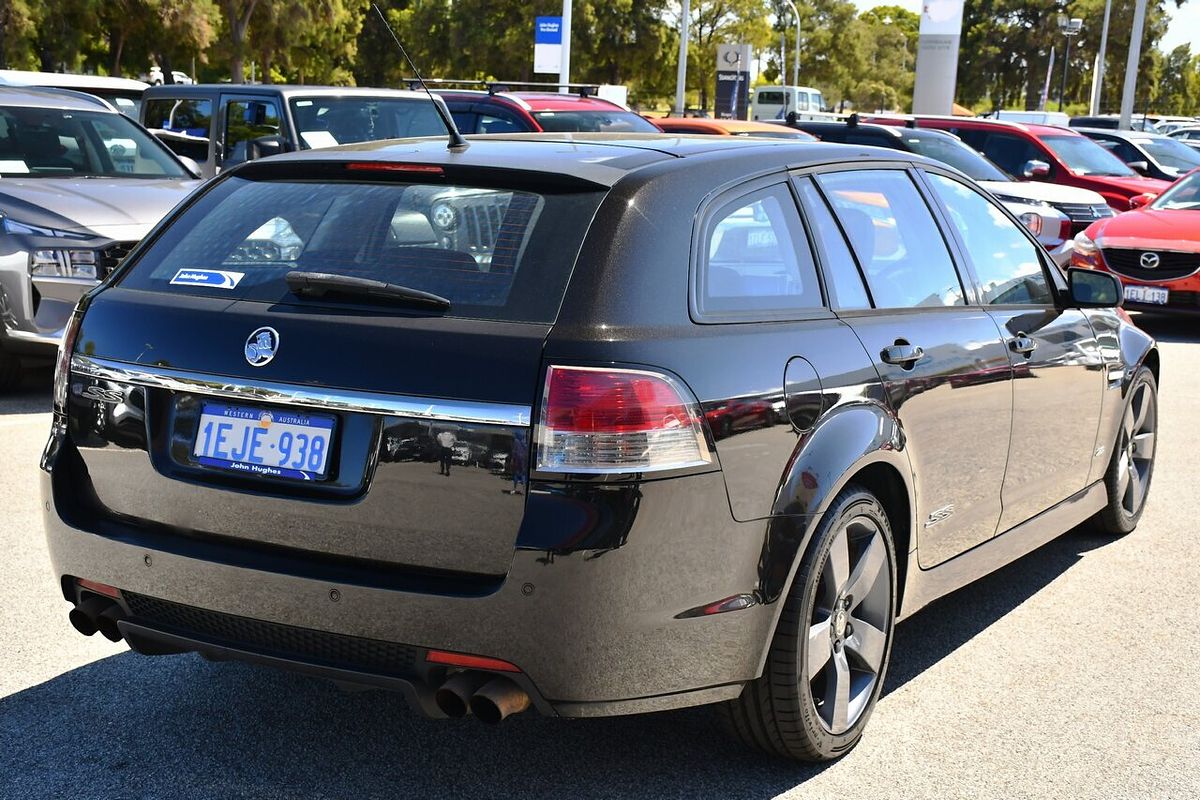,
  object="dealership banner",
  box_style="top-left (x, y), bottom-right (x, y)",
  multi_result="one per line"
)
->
top-left (715, 43), bottom-right (752, 120)
top-left (912, 0), bottom-right (964, 115)
top-left (534, 16), bottom-right (563, 74)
